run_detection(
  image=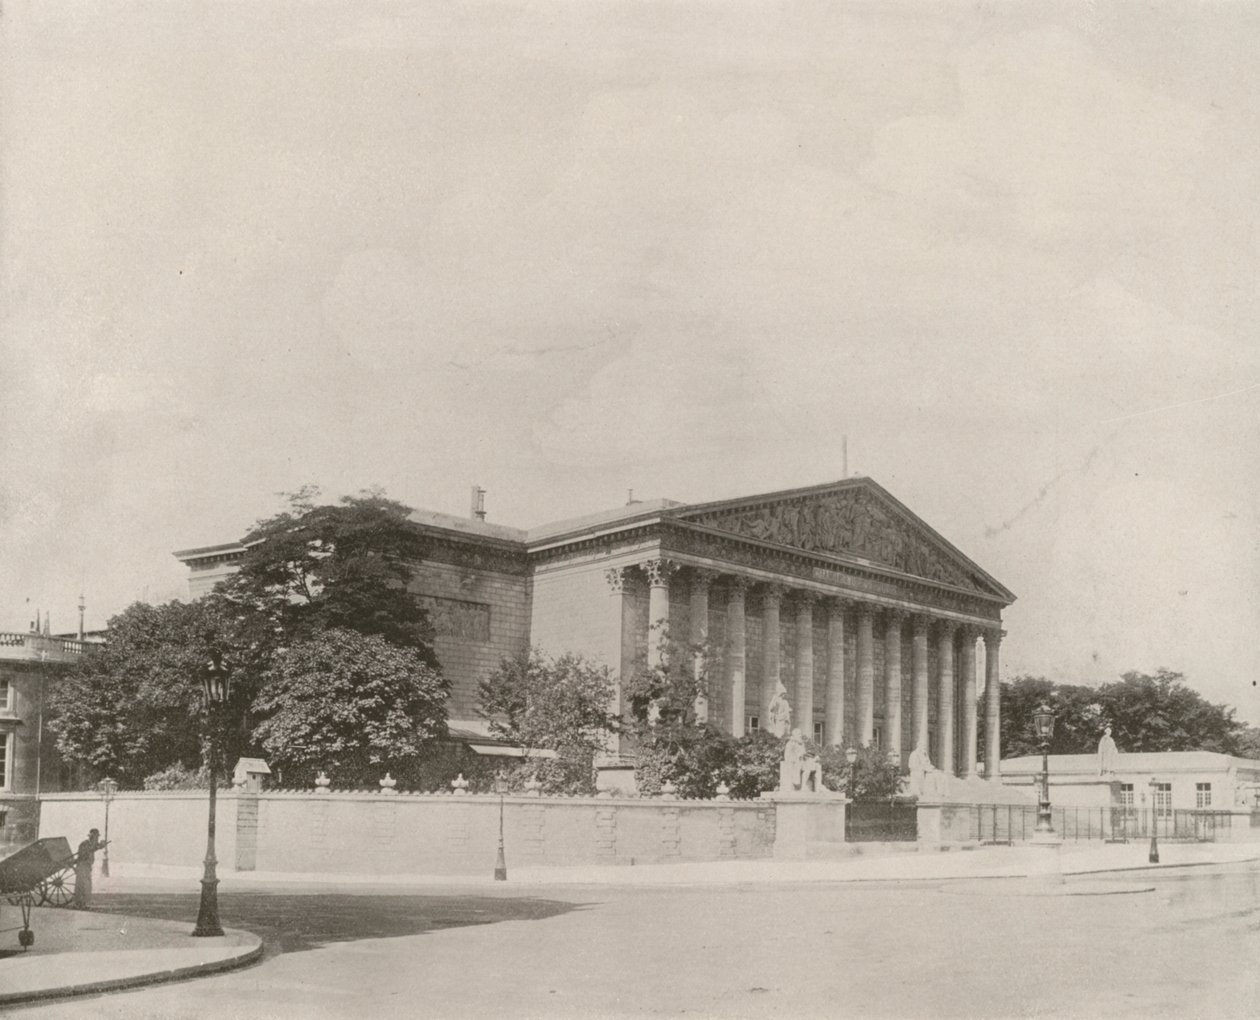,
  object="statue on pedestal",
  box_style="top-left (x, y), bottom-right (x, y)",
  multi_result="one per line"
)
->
top-left (1097, 725), bottom-right (1120, 777)
top-left (778, 728), bottom-right (825, 793)
top-left (766, 680), bottom-right (792, 738)
top-left (906, 743), bottom-right (944, 800)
